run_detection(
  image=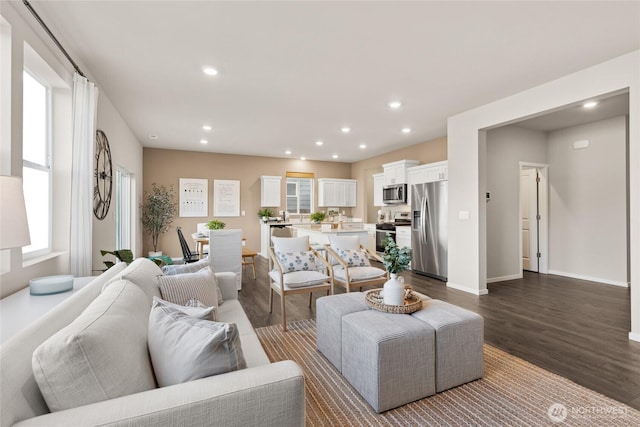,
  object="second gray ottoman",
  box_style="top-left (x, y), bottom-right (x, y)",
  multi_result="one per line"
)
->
top-left (411, 300), bottom-right (484, 392)
top-left (341, 310), bottom-right (436, 413)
